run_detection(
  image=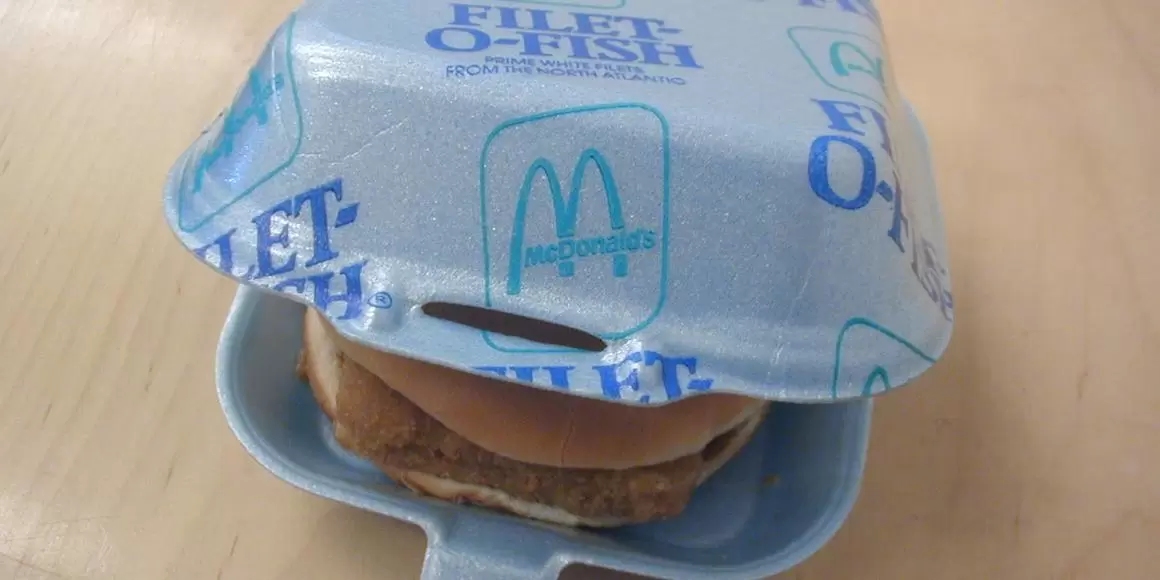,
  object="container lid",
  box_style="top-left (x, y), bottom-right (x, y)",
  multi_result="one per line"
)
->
top-left (164, 0), bottom-right (954, 405)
